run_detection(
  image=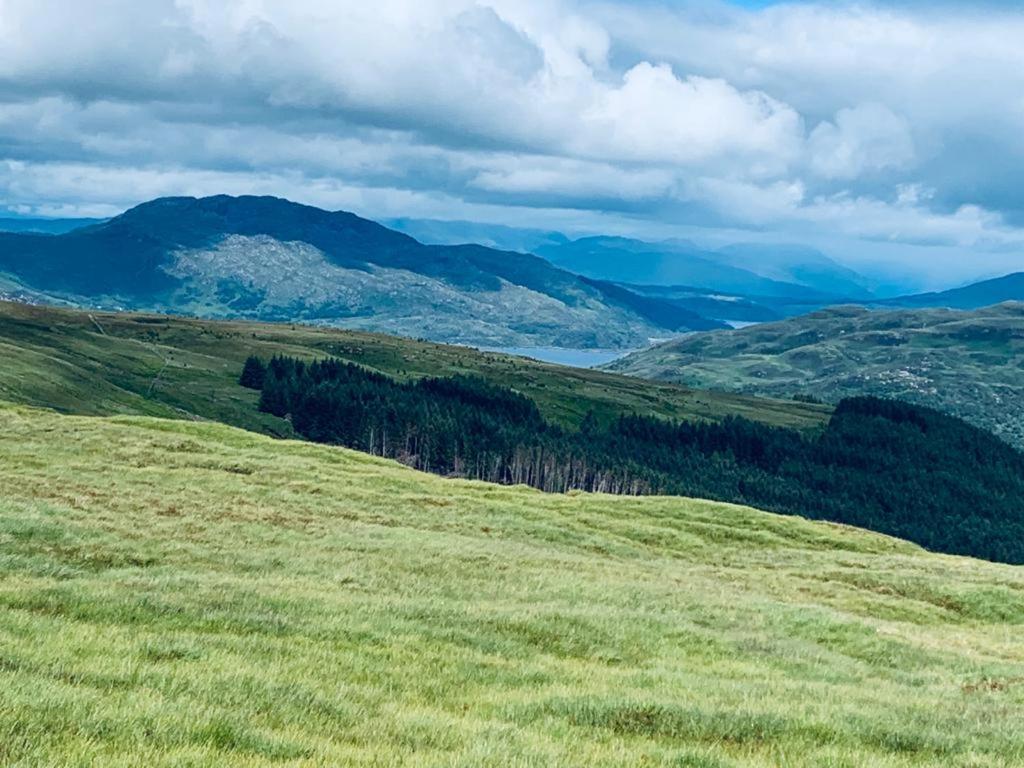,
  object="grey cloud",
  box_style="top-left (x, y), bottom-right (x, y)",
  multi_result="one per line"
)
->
top-left (1, 0), bottom-right (1024, 286)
